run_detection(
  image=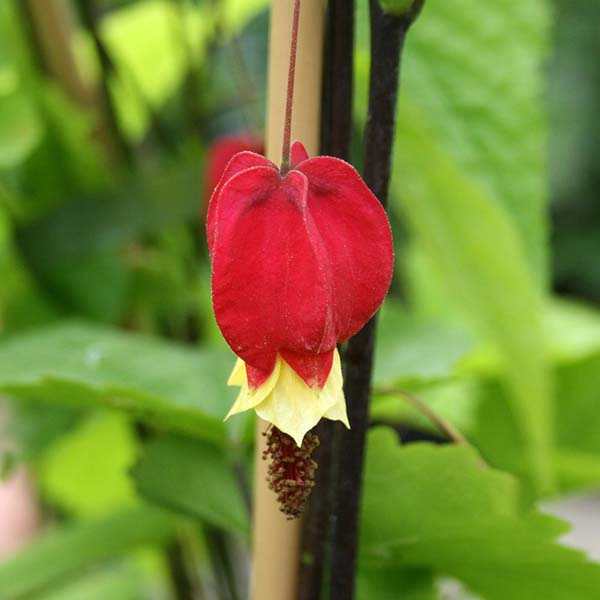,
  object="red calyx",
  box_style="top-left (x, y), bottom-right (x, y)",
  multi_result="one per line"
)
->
top-left (203, 133), bottom-right (264, 214)
top-left (207, 141), bottom-right (393, 390)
